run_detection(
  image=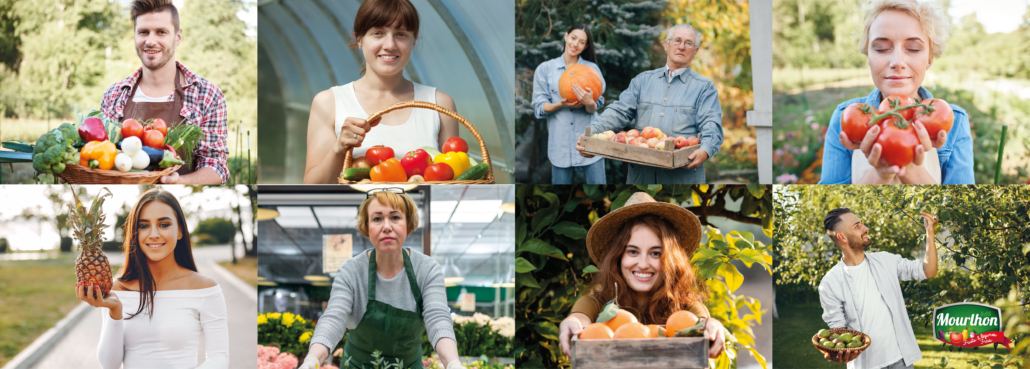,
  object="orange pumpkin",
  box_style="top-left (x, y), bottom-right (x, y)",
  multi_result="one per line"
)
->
top-left (558, 64), bottom-right (603, 103)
